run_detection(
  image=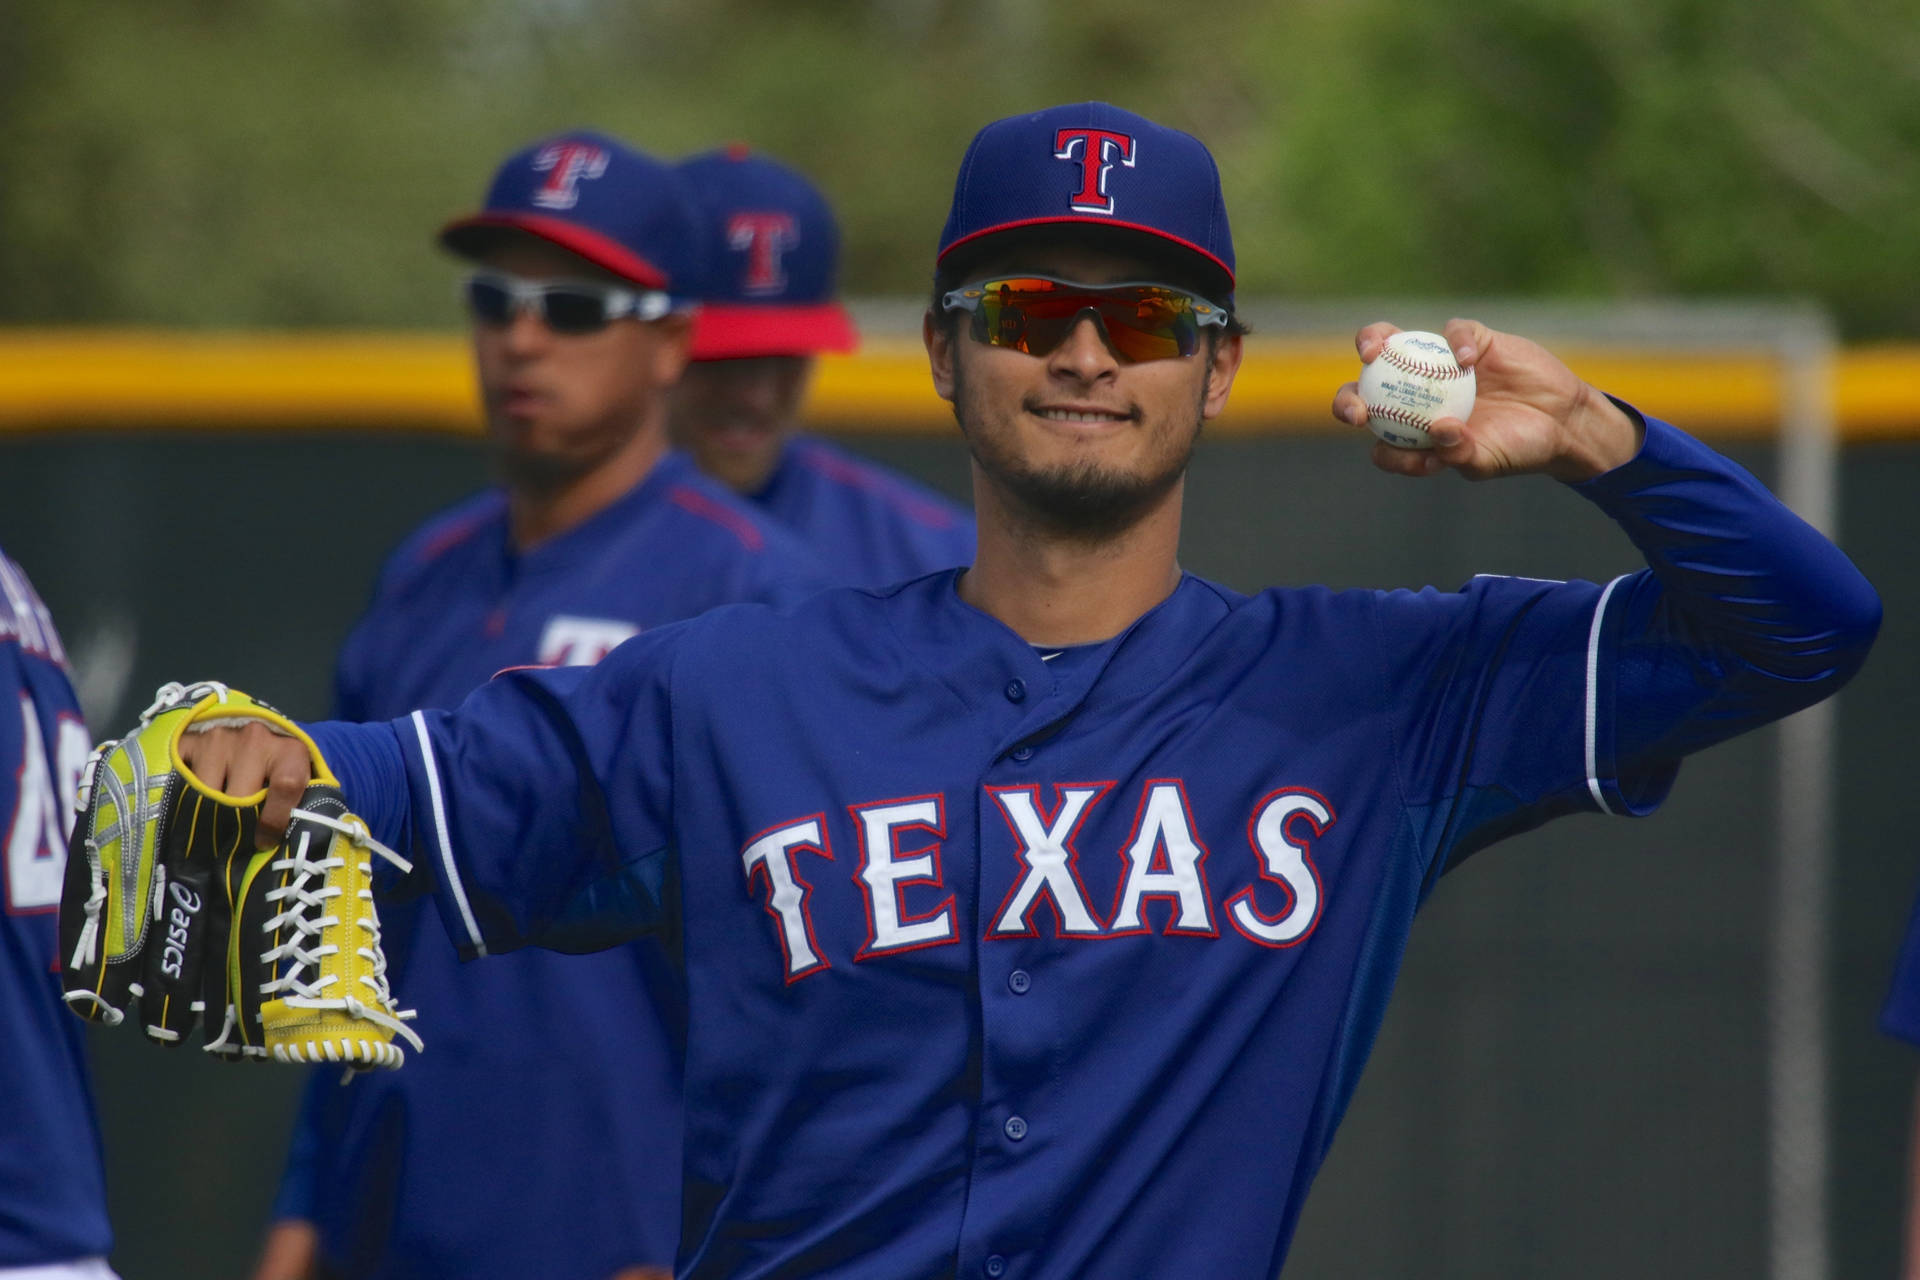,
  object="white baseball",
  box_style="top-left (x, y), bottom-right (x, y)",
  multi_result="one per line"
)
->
top-left (1357, 330), bottom-right (1476, 451)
